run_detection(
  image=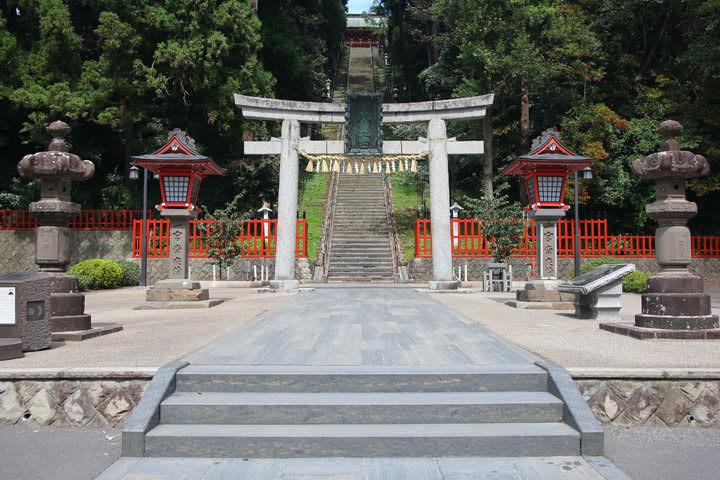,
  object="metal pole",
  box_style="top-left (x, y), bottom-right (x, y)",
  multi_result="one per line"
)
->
top-left (574, 171), bottom-right (581, 277)
top-left (141, 167), bottom-right (148, 286)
